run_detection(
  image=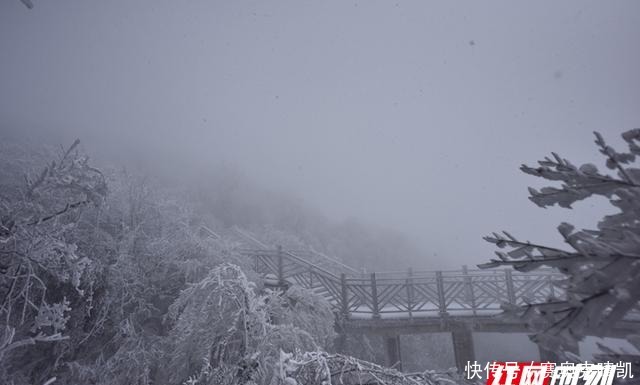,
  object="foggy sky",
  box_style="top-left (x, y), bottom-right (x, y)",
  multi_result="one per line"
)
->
top-left (1, 0), bottom-right (639, 268)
